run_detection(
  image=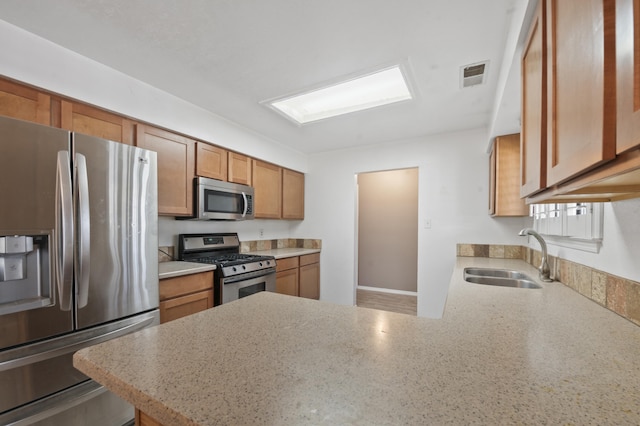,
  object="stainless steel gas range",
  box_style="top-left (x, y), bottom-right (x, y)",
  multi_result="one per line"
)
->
top-left (178, 233), bottom-right (276, 305)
